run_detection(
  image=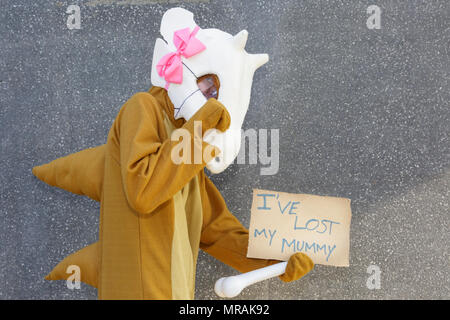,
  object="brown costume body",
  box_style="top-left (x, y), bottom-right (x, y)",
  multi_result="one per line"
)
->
top-left (33, 87), bottom-right (313, 299)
